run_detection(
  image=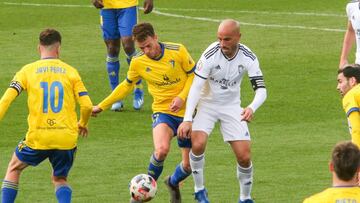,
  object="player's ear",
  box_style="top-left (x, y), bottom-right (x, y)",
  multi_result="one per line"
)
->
top-left (329, 161), bottom-right (334, 172)
top-left (349, 77), bottom-right (357, 87)
top-left (37, 45), bottom-right (41, 54)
